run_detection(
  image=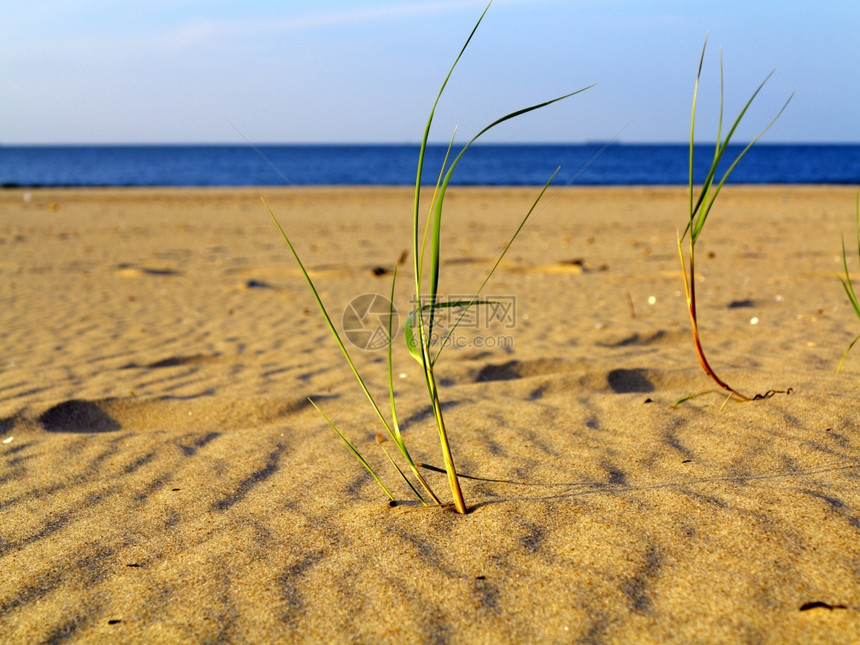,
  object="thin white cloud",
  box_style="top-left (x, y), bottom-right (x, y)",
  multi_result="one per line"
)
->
top-left (3, 0), bottom-right (560, 56)
top-left (160, 0), bottom-right (558, 50)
